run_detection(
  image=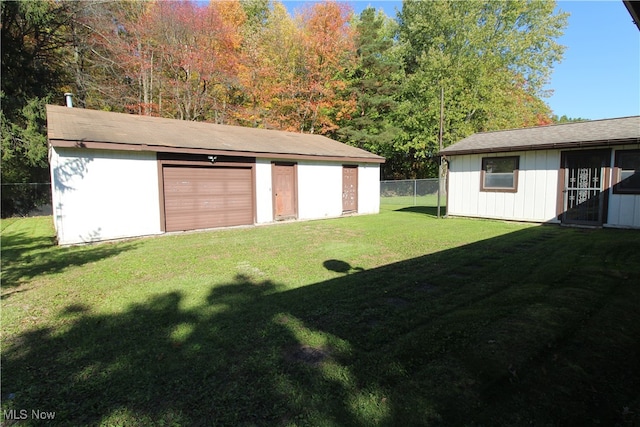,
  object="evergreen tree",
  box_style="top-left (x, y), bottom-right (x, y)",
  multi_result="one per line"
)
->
top-left (1, 0), bottom-right (75, 214)
top-left (337, 7), bottom-right (405, 178)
